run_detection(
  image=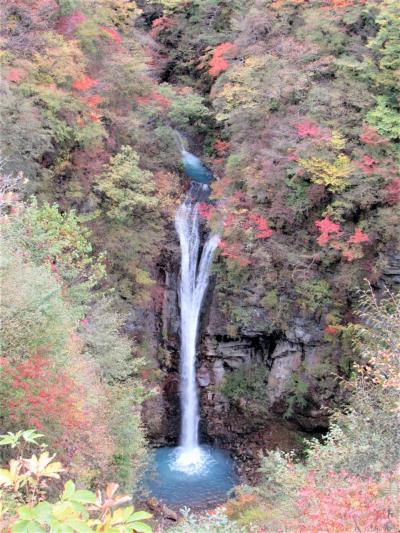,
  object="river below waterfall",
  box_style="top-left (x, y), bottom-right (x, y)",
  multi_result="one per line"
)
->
top-left (139, 145), bottom-right (237, 509)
